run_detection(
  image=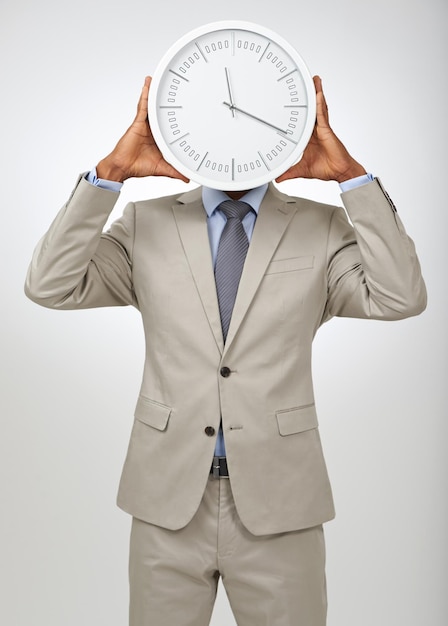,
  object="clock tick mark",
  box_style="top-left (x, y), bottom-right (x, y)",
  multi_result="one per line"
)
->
top-left (277, 68), bottom-right (298, 81)
top-left (169, 132), bottom-right (190, 145)
top-left (195, 42), bottom-right (207, 62)
top-left (258, 42), bottom-right (270, 63)
top-left (169, 69), bottom-right (189, 82)
top-left (279, 132), bottom-right (298, 145)
top-left (197, 152), bottom-right (208, 171)
top-left (258, 151), bottom-right (270, 171)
